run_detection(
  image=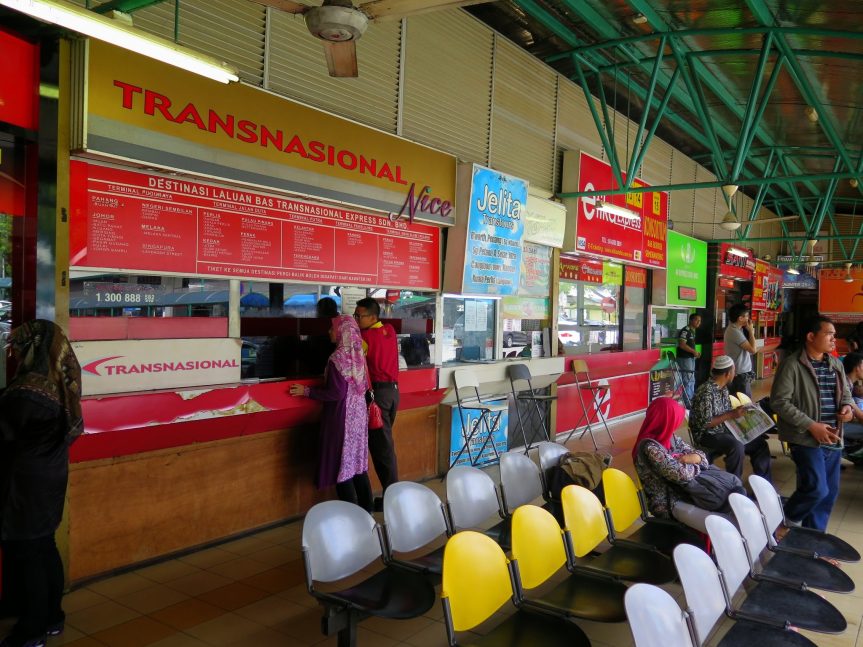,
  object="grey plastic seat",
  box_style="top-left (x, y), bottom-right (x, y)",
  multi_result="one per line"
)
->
top-left (451, 369), bottom-right (508, 467)
top-left (382, 481), bottom-right (450, 577)
top-left (499, 450), bottom-right (546, 514)
top-left (705, 514), bottom-right (846, 634)
top-left (446, 465), bottom-right (510, 550)
top-left (302, 500), bottom-right (436, 644)
top-left (673, 543), bottom-right (817, 646)
top-left (625, 583), bottom-right (695, 647)
top-left (749, 474), bottom-right (860, 562)
top-left (537, 441), bottom-right (569, 498)
top-left (728, 492), bottom-right (853, 593)
top-left (507, 363), bottom-right (555, 450)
